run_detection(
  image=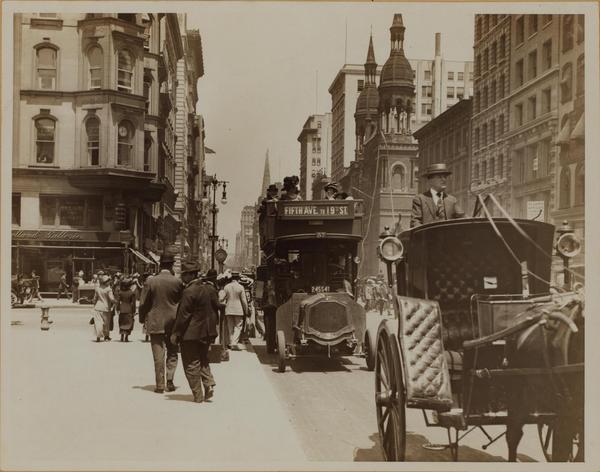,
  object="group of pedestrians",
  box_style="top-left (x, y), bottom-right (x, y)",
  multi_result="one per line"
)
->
top-left (359, 277), bottom-right (392, 314)
top-left (137, 254), bottom-right (219, 403)
top-left (91, 272), bottom-right (143, 342)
